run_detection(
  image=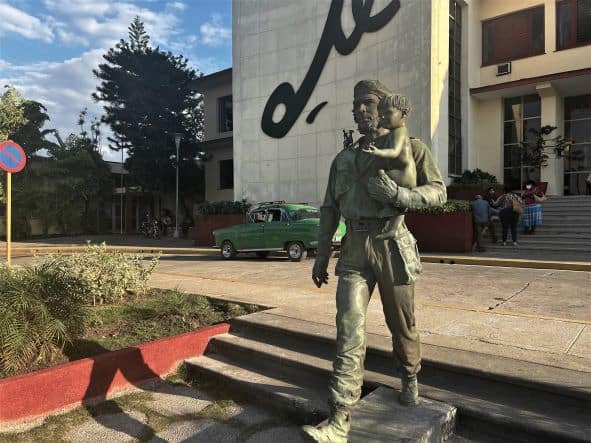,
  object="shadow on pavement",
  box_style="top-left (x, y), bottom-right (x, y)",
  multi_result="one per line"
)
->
top-left (62, 340), bottom-right (196, 442)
